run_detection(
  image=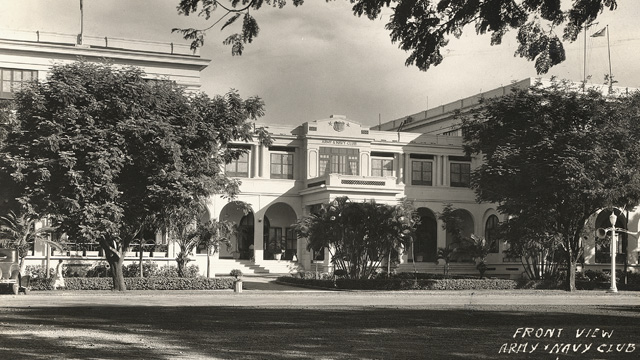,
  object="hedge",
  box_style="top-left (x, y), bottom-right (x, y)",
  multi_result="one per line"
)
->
top-left (29, 277), bottom-right (235, 291)
top-left (277, 276), bottom-right (518, 290)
